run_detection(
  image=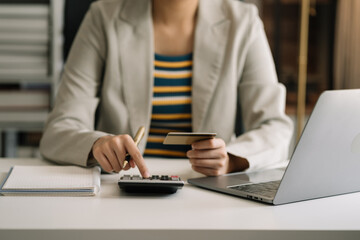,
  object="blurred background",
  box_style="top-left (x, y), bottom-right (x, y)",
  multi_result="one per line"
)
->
top-left (0, 0), bottom-right (359, 158)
